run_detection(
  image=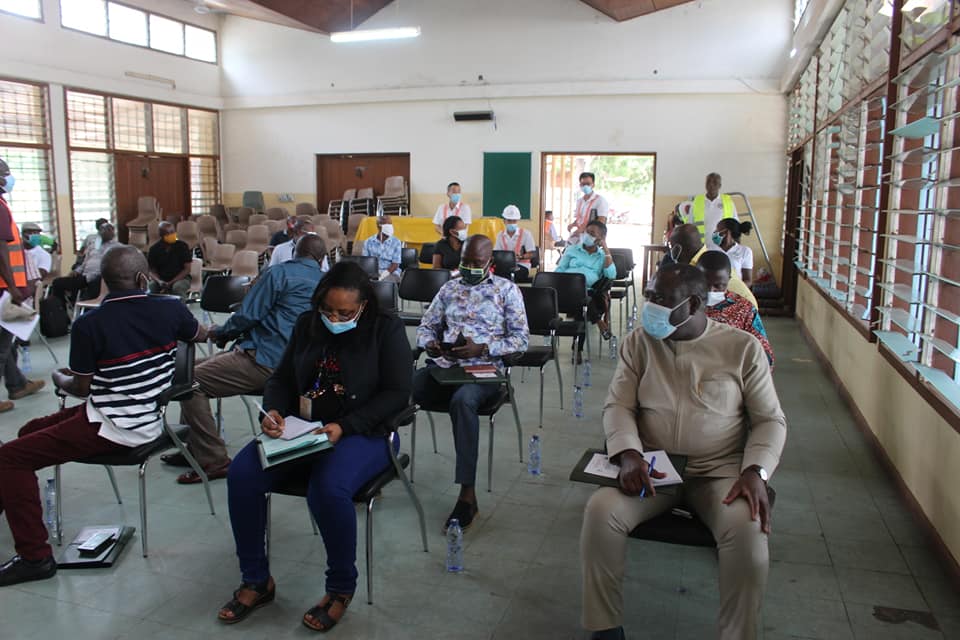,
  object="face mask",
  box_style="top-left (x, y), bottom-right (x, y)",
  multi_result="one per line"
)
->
top-left (670, 245), bottom-right (682, 262)
top-left (163, 233), bottom-right (178, 244)
top-left (706, 291), bottom-right (726, 307)
top-left (456, 229), bottom-right (468, 242)
top-left (135, 271), bottom-right (148, 292)
top-left (581, 233), bottom-right (596, 248)
top-left (380, 224), bottom-right (394, 237)
top-left (27, 234), bottom-right (42, 248)
top-left (459, 262), bottom-right (489, 286)
top-left (321, 304), bottom-right (364, 335)
top-left (641, 297), bottom-right (692, 340)
top-left (506, 223), bottom-right (518, 234)
top-left (581, 185), bottom-right (592, 196)
top-left (711, 232), bottom-right (724, 246)
top-left (1, 173), bottom-right (14, 192)
top-left (449, 193), bottom-right (461, 205)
